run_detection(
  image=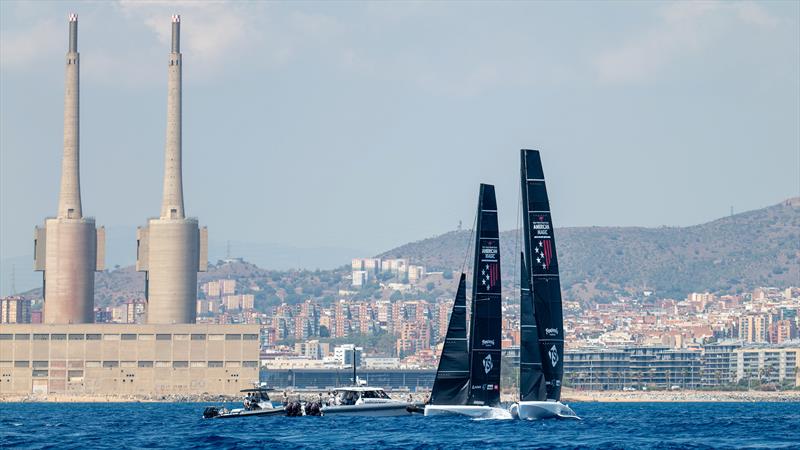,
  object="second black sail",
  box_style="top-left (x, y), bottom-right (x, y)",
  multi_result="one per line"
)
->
top-left (467, 184), bottom-right (502, 407)
top-left (521, 149), bottom-right (565, 401)
top-left (429, 273), bottom-right (470, 405)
